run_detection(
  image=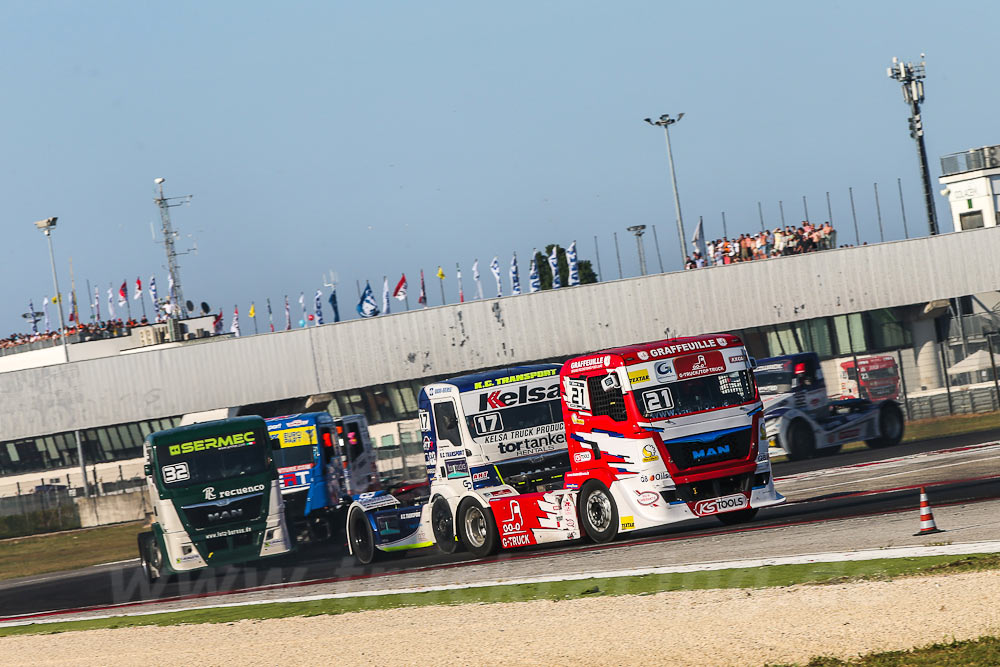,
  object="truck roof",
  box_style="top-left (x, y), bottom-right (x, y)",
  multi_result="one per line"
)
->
top-left (429, 363), bottom-right (562, 393)
top-left (567, 333), bottom-right (744, 369)
top-left (265, 412), bottom-right (333, 431)
top-left (146, 415), bottom-right (266, 445)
